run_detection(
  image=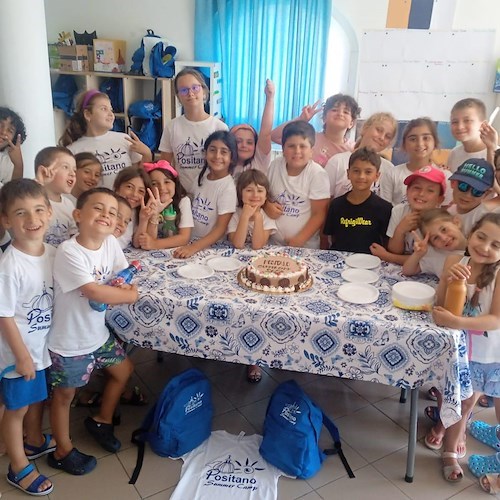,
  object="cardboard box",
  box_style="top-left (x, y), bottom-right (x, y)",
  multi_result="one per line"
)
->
top-left (93, 39), bottom-right (126, 73)
top-left (57, 45), bottom-right (93, 72)
top-left (48, 44), bottom-right (60, 69)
